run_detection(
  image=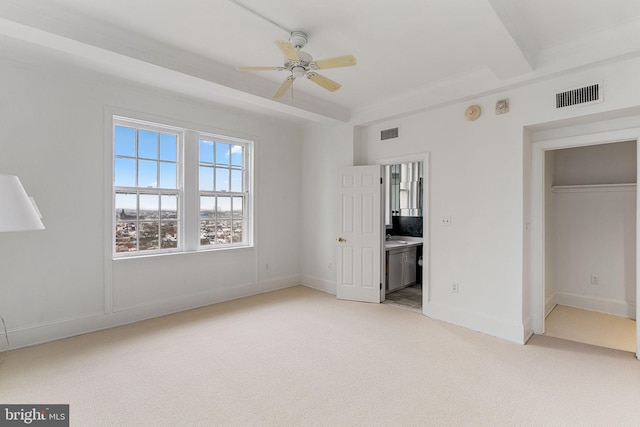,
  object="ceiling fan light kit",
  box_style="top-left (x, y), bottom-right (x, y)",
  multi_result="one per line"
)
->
top-left (236, 31), bottom-right (357, 99)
